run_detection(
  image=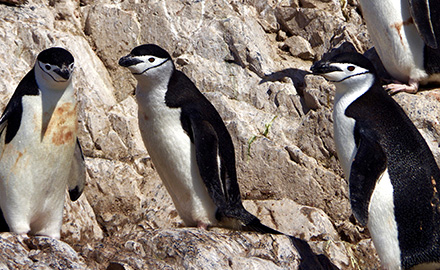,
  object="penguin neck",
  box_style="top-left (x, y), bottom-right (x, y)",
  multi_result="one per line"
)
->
top-left (135, 67), bottom-right (174, 108)
top-left (332, 73), bottom-right (375, 178)
top-left (133, 60), bottom-right (174, 90)
top-left (333, 73), bottom-right (375, 106)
